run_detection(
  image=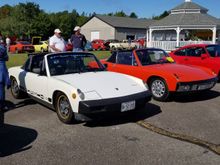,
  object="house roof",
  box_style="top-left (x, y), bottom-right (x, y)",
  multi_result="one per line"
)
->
top-left (94, 14), bottom-right (155, 29)
top-left (150, 1), bottom-right (220, 28)
top-left (150, 13), bottom-right (220, 27)
top-left (171, 1), bottom-right (208, 12)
